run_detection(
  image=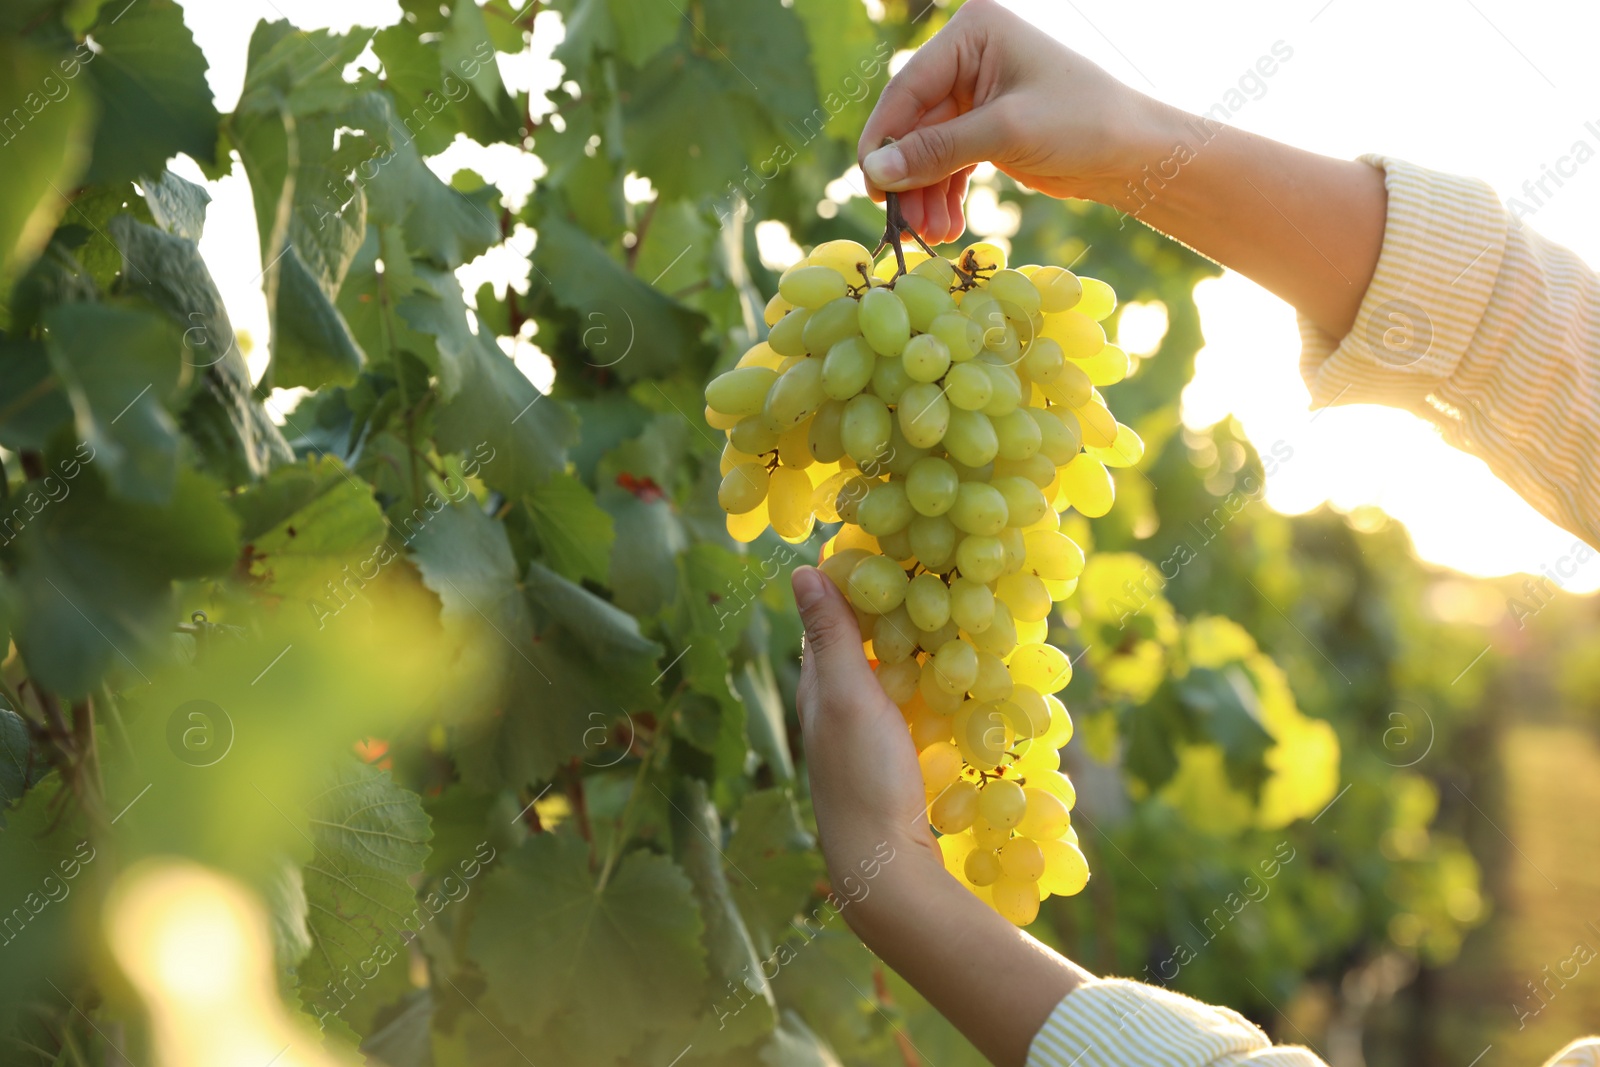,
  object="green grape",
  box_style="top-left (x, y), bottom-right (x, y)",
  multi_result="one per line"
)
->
top-left (730, 414), bottom-right (779, 455)
top-left (905, 573), bottom-right (952, 631)
top-left (779, 264), bottom-right (848, 309)
top-left (767, 307), bottom-right (812, 356)
top-left (954, 701), bottom-right (1009, 770)
top-left (955, 534), bottom-right (1005, 584)
top-left (973, 817), bottom-right (1010, 851)
top-left (768, 467), bottom-right (815, 538)
top-left (878, 526), bottom-right (915, 562)
top-left (1023, 529), bottom-right (1086, 582)
top-left (1017, 788), bottom-right (1072, 840)
top-left (929, 780), bottom-right (978, 834)
top-left (1021, 336), bottom-right (1065, 384)
top-left (999, 838), bottom-right (1045, 882)
top-left (1080, 342), bottom-right (1130, 387)
top-left (857, 479), bottom-right (915, 536)
top-left (998, 527), bottom-right (1027, 576)
top-left (871, 604), bottom-right (919, 664)
top-left (984, 320), bottom-right (1022, 363)
top-left (979, 360), bottom-right (1023, 416)
top-left (762, 357), bottom-right (826, 430)
top-left (920, 667), bottom-right (965, 715)
top-left (901, 333), bottom-right (952, 382)
top-left (945, 362), bottom-right (994, 411)
top-left (970, 651), bottom-right (1014, 703)
top-left (1030, 266), bottom-right (1083, 313)
top-left (717, 462), bottom-right (769, 514)
top-left (833, 475), bottom-right (873, 524)
top-left (991, 875), bottom-right (1040, 926)
top-left (987, 269), bottom-right (1042, 318)
top-left (1008, 686), bottom-right (1050, 741)
top-left (809, 238), bottom-right (874, 283)
top-left (897, 382), bottom-right (950, 450)
top-left (964, 848), bottom-right (1002, 887)
top-left (906, 456), bottom-right (959, 517)
top-left (882, 419), bottom-right (929, 477)
top-left (950, 458), bottom-right (995, 482)
top-left (918, 612), bottom-right (961, 651)
top-left (1009, 642), bottom-right (1072, 693)
top-left (763, 292), bottom-right (794, 328)
top-left (908, 514), bottom-right (959, 572)
top-left (802, 295), bottom-right (863, 355)
top-left (776, 421), bottom-right (813, 468)
top-left (811, 469), bottom-right (856, 522)
top-left (869, 354), bottom-right (913, 405)
top-left (970, 600), bottom-right (1017, 658)
top-left (961, 291), bottom-right (1003, 337)
top-left (1076, 276), bottom-right (1117, 321)
top-left (1041, 359), bottom-right (1094, 408)
top-left (879, 655), bottom-right (922, 703)
top-left (720, 441), bottom-right (759, 476)
top-left (1038, 839), bottom-right (1089, 897)
top-left (993, 452), bottom-right (1056, 488)
top-left (949, 576), bottom-right (996, 634)
top-left (1058, 453), bottom-right (1114, 517)
top-left (1042, 310), bottom-right (1105, 359)
top-left (1029, 406), bottom-right (1081, 466)
top-left (992, 476), bottom-right (1048, 528)
top-left (859, 287), bottom-right (911, 356)
top-left (977, 777), bottom-right (1026, 829)
top-left (808, 399), bottom-right (846, 463)
top-left (705, 366), bottom-right (778, 417)
top-left (840, 394), bottom-right (892, 465)
top-left (959, 240), bottom-right (1007, 274)
top-left (894, 273), bottom-right (955, 330)
top-left (929, 311), bottom-right (984, 362)
top-left (821, 336), bottom-right (876, 400)
top-left (949, 481), bottom-right (1008, 536)
top-left (918, 739), bottom-right (963, 794)
top-left (932, 638), bottom-right (979, 695)
top-left (991, 408), bottom-right (1042, 461)
top-left (847, 554), bottom-right (909, 614)
top-left (943, 408), bottom-right (999, 467)
top-left (818, 547), bottom-right (871, 592)
top-left (1074, 397), bottom-right (1118, 449)
top-left (993, 697), bottom-right (1035, 741)
top-left (996, 572), bottom-right (1052, 623)
top-left (1086, 421), bottom-right (1146, 468)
